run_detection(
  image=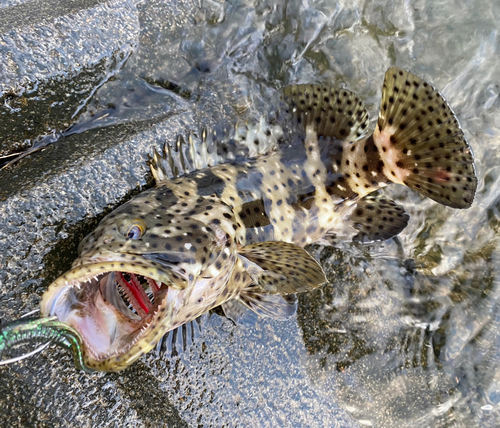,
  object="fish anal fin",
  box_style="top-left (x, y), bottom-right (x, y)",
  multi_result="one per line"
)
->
top-left (374, 67), bottom-right (477, 209)
top-left (349, 195), bottom-right (409, 243)
top-left (238, 241), bottom-right (327, 294)
top-left (283, 84), bottom-right (370, 141)
top-left (321, 195), bottom-right (409, 245)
